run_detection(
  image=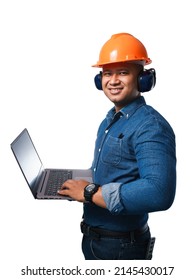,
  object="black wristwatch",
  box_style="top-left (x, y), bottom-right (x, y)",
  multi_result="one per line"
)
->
top-left (84, 183), bottom-right (100, 203)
